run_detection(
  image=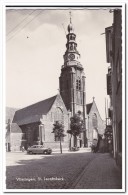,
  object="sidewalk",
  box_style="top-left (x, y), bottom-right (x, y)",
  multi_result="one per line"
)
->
top-left (71, 153), bottom-right (122, 189)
